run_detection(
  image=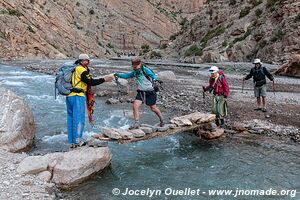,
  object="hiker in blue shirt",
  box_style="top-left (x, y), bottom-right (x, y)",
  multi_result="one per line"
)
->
top-left (115, 58), bottom-right (164, 129)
